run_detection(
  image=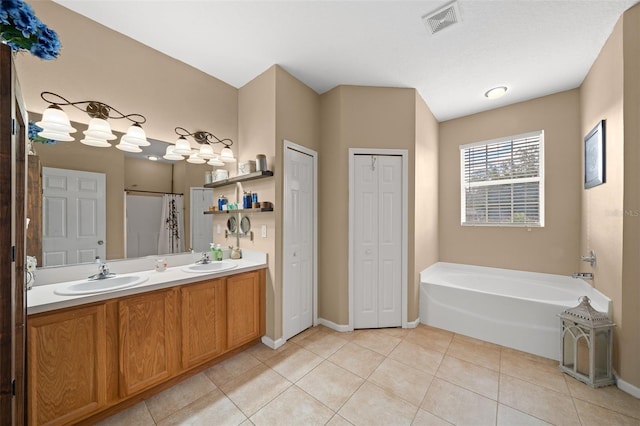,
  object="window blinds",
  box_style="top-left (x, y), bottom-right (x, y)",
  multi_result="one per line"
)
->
top-left (460, 131), bottom-right (544, 226)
